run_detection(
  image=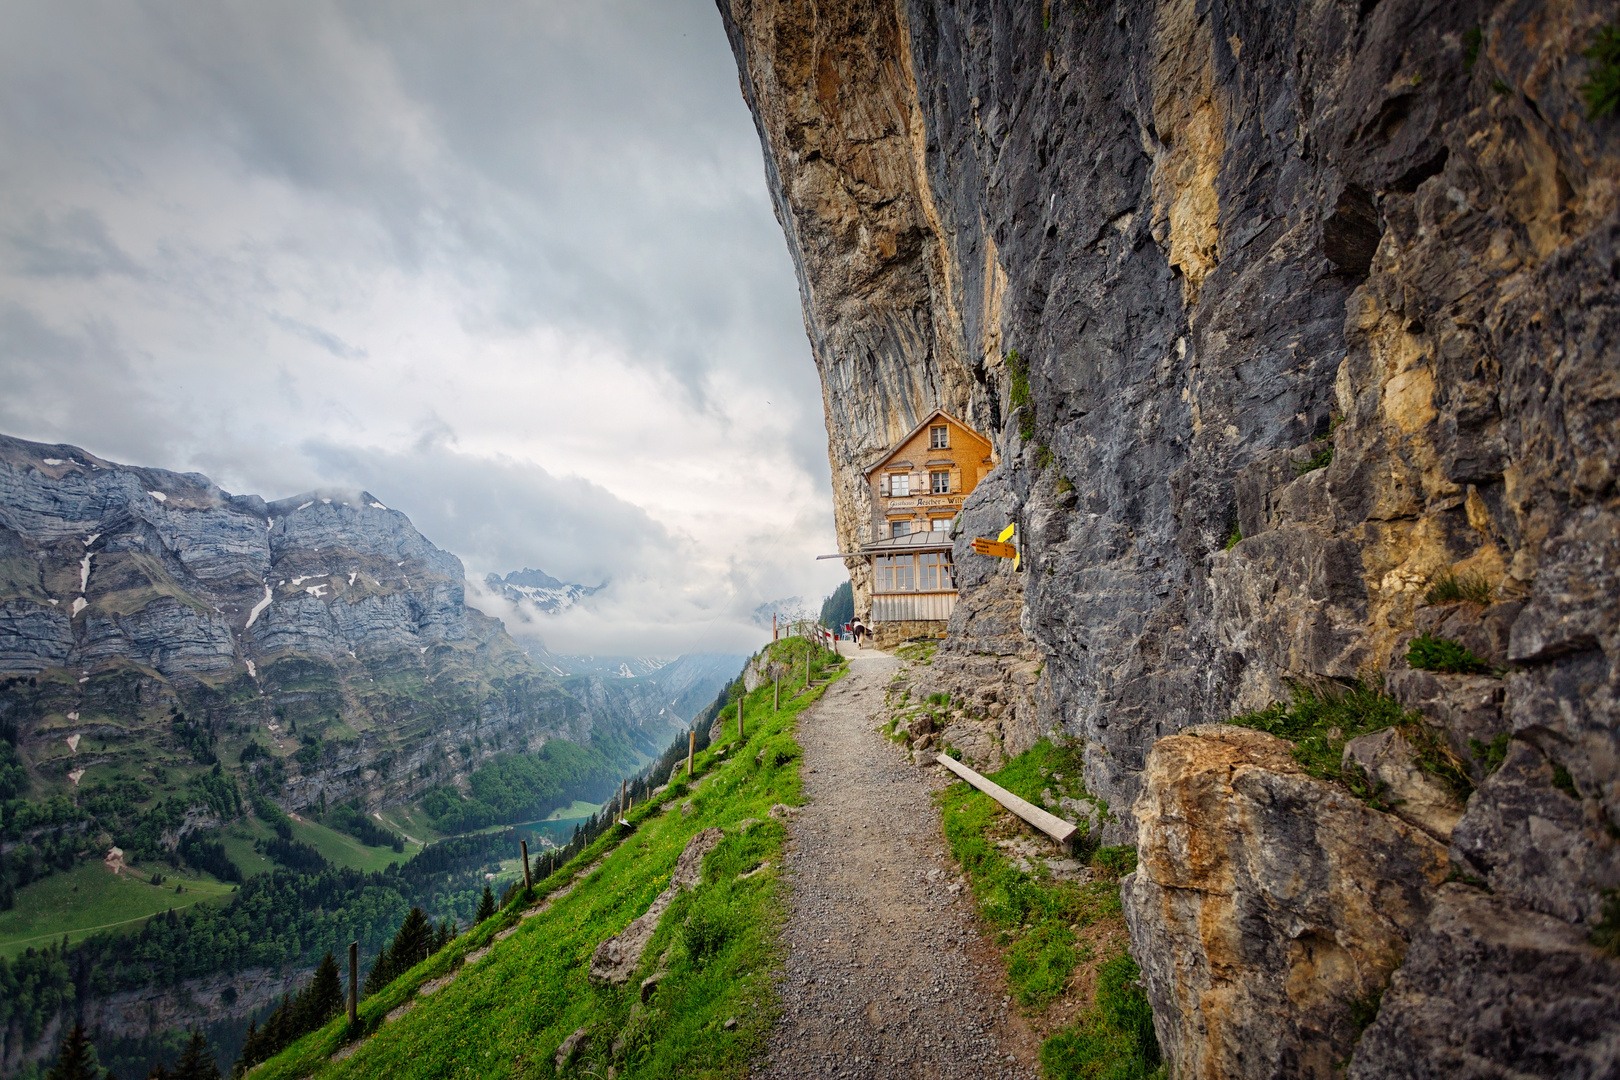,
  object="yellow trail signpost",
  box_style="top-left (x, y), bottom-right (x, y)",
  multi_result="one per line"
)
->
top-left (971, 538), bottom-right (1017, 559)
